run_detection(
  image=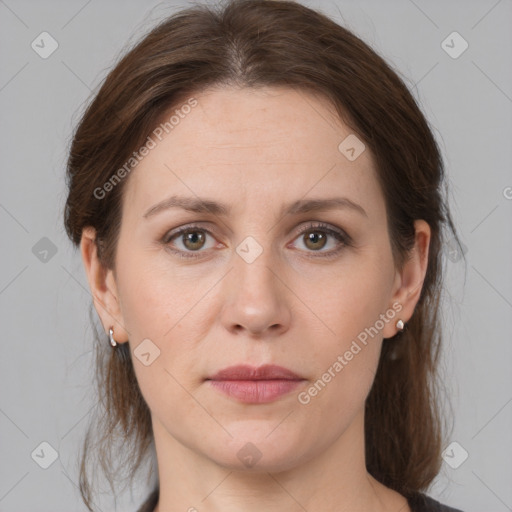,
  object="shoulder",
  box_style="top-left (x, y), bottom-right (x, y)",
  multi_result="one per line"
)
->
top-left (407, 492), bottom-right (464, 512)
top-left (136, 487), bottom-right (159, 512)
